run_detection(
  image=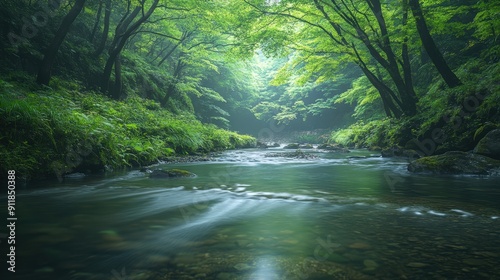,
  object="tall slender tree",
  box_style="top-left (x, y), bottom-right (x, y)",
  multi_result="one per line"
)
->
top-left (409, 0), bottom-right (462, 88)
top-left (100, 0), bottom-right (159, 98)
top-left (93, 0), bottom-right (111, 57)
top-left (36, 0), bottom-right (86, 85)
